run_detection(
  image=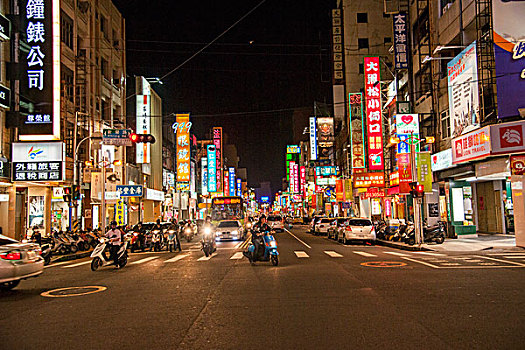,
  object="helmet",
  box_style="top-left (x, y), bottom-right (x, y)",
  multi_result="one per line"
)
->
top-left (156, 219), bottom-right (161, 224)
top-left (260, 215), bottom-right (266, 220)
top-left (110, 220), bottom-right (117, 226)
